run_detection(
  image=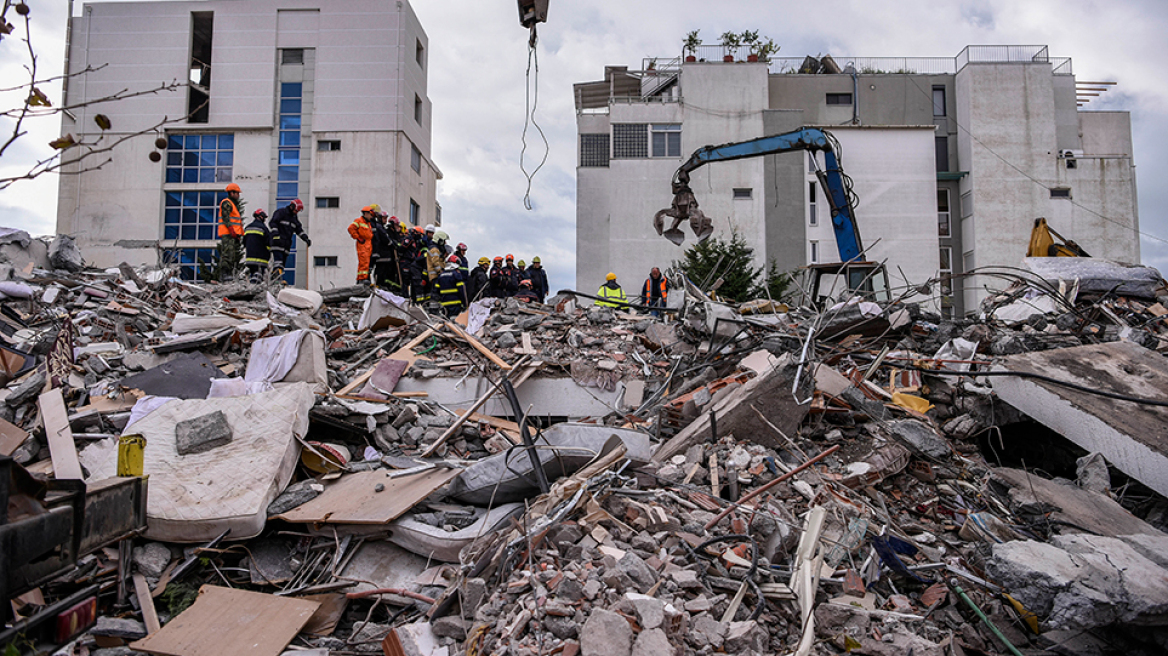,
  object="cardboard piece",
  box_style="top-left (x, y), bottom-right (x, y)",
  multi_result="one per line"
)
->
top-left (131, 585), bottom-right (319, 656)
top-left (39, 388), bottom-right (84, 480)
top-left (275, 467), bottom-right (461, 525)
top-left (0, 415), bottom-right (29, 456)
